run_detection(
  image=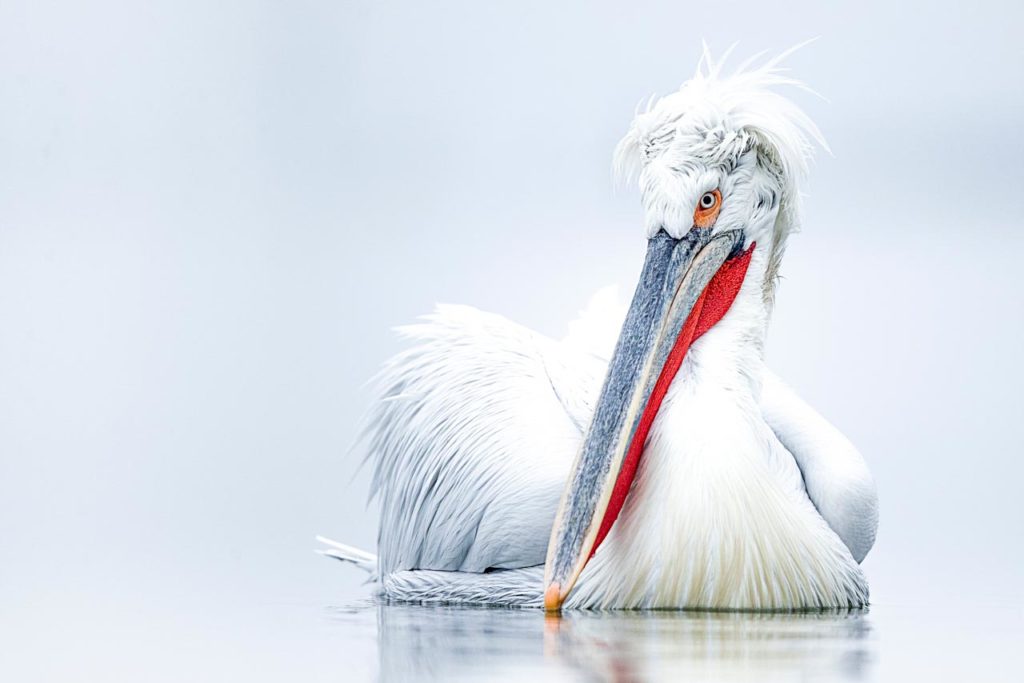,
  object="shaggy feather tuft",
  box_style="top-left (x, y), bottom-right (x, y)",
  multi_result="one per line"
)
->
top-left (613, 44), bottom-right (828, 295)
